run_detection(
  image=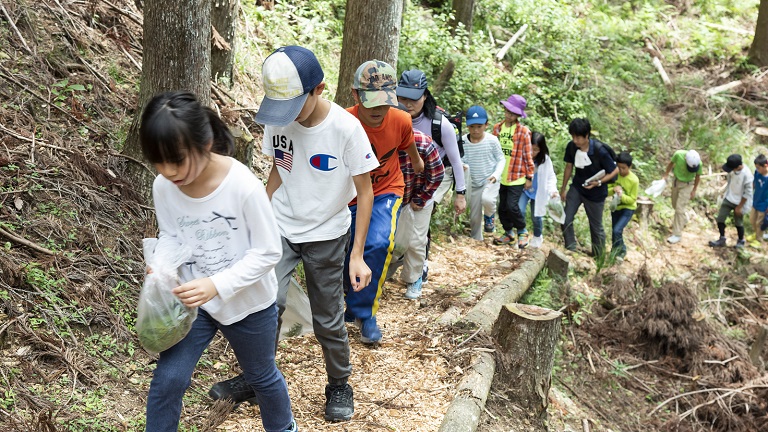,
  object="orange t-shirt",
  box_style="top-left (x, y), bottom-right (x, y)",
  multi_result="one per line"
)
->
top-left (347, 106), bottom-right (414, 204)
